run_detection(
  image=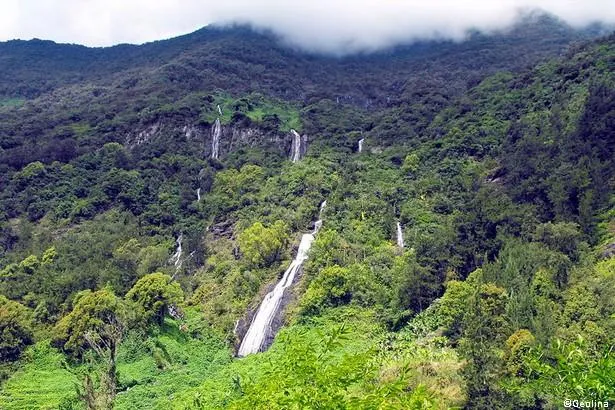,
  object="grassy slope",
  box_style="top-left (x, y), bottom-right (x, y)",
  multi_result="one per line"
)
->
top-left (0, 307), bottom-right (464, 409)
top-left (114, 319), bottom-right (232, 410)
top-left (0, 98), bottom-right (25, 108)
top-left (197, 93), bottom-right (302, 132)
top-left (0, 342), bottom-right (77, 409)
top-left (174, 307), bottom-right (464, 409)
top-left (0, 312), bottom-right (233, 410)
